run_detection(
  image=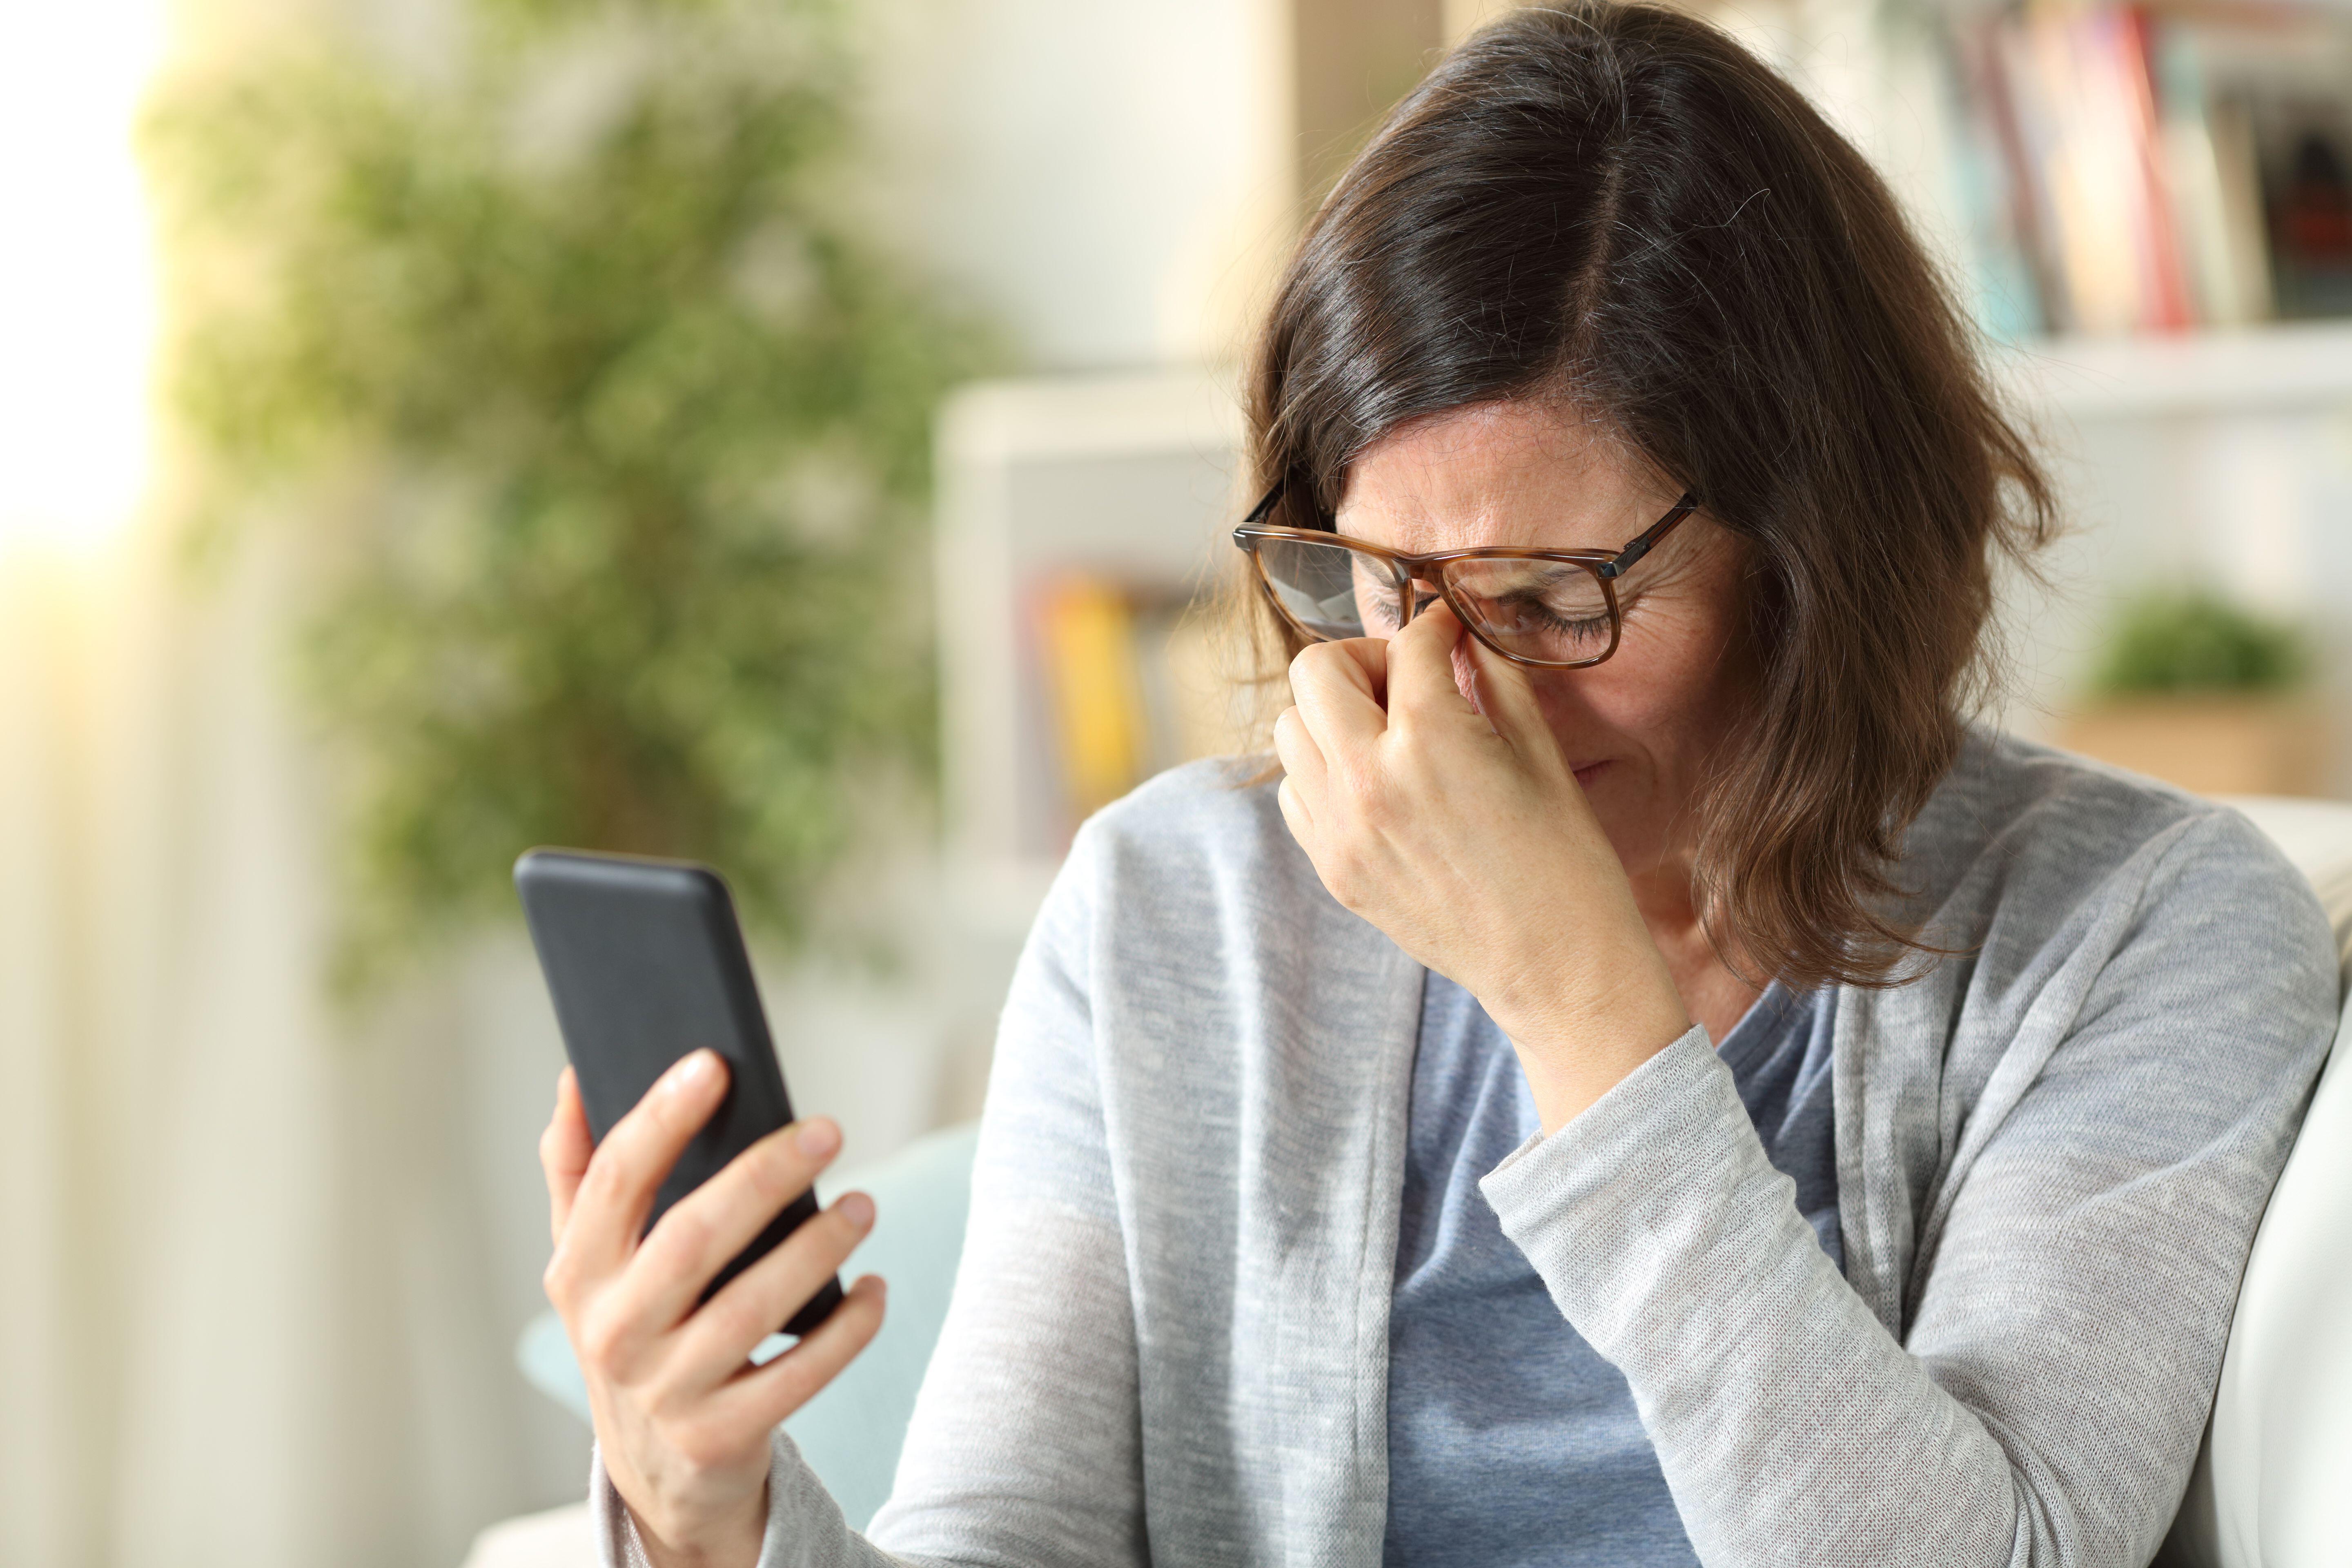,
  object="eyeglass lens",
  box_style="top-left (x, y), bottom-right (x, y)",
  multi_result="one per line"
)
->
top-left (1255, 536), bottom-right (1615, 663)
